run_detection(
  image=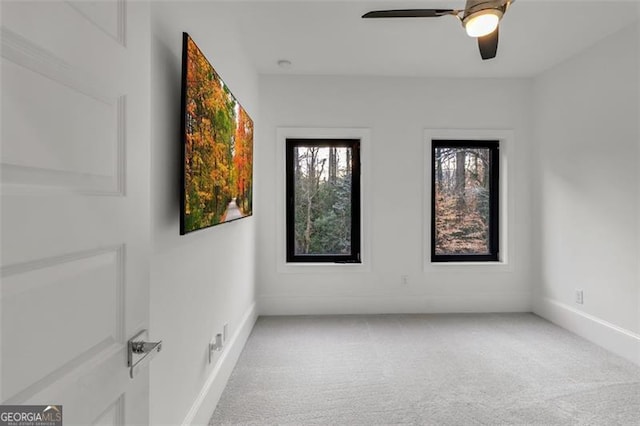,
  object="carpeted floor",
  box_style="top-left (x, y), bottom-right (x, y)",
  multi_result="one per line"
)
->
top-left (210, 313), bottom-right (640, 425)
